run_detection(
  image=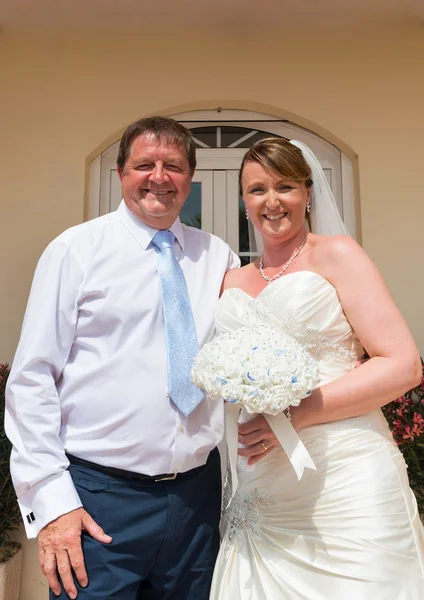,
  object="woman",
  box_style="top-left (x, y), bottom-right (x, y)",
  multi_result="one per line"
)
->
top-left (210, 138), bottom-right (424, 599)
